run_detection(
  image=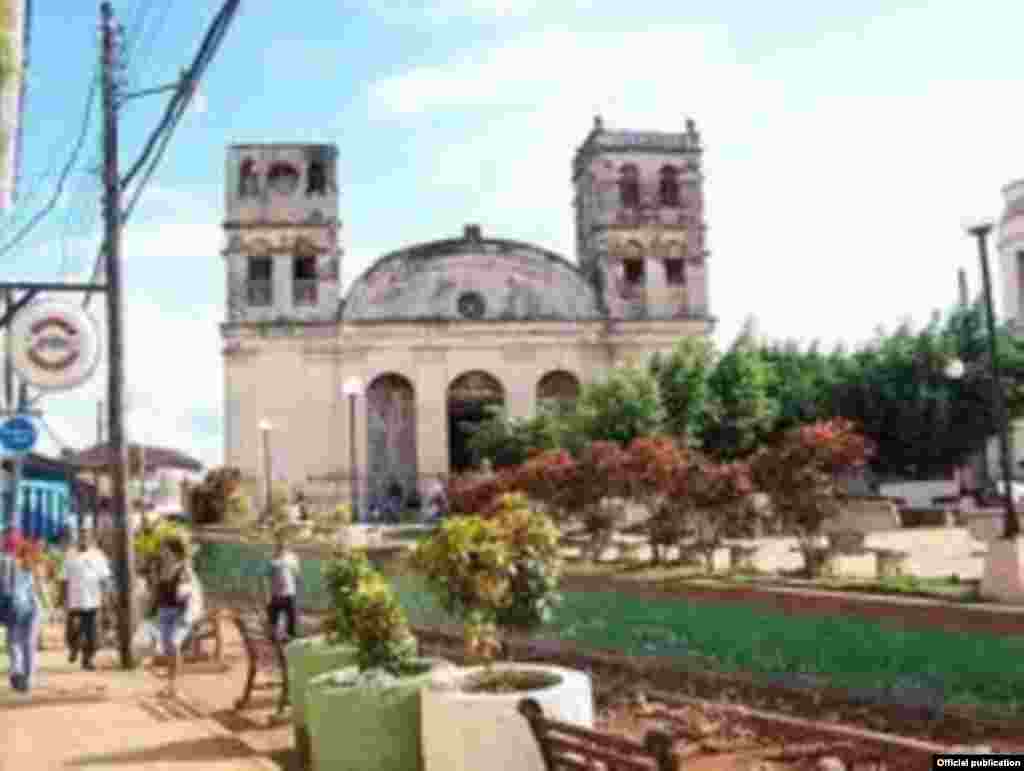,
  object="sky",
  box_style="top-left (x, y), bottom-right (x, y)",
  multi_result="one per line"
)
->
top-left (1, 0), bottom-right (1023, 468)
